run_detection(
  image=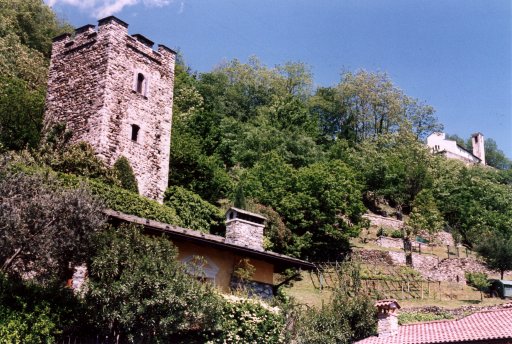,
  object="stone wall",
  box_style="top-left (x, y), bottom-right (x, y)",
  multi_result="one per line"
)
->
top-left (44, 16), bottom-right (175, 202)
top-left (230, 277), bottom-right (273, 300)
top-left (355, 249), bottom-right (511, 285)
top-left (363, 213), bottom-right (404, 229)
top-left (225, 219), bottom-right (264, 251)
